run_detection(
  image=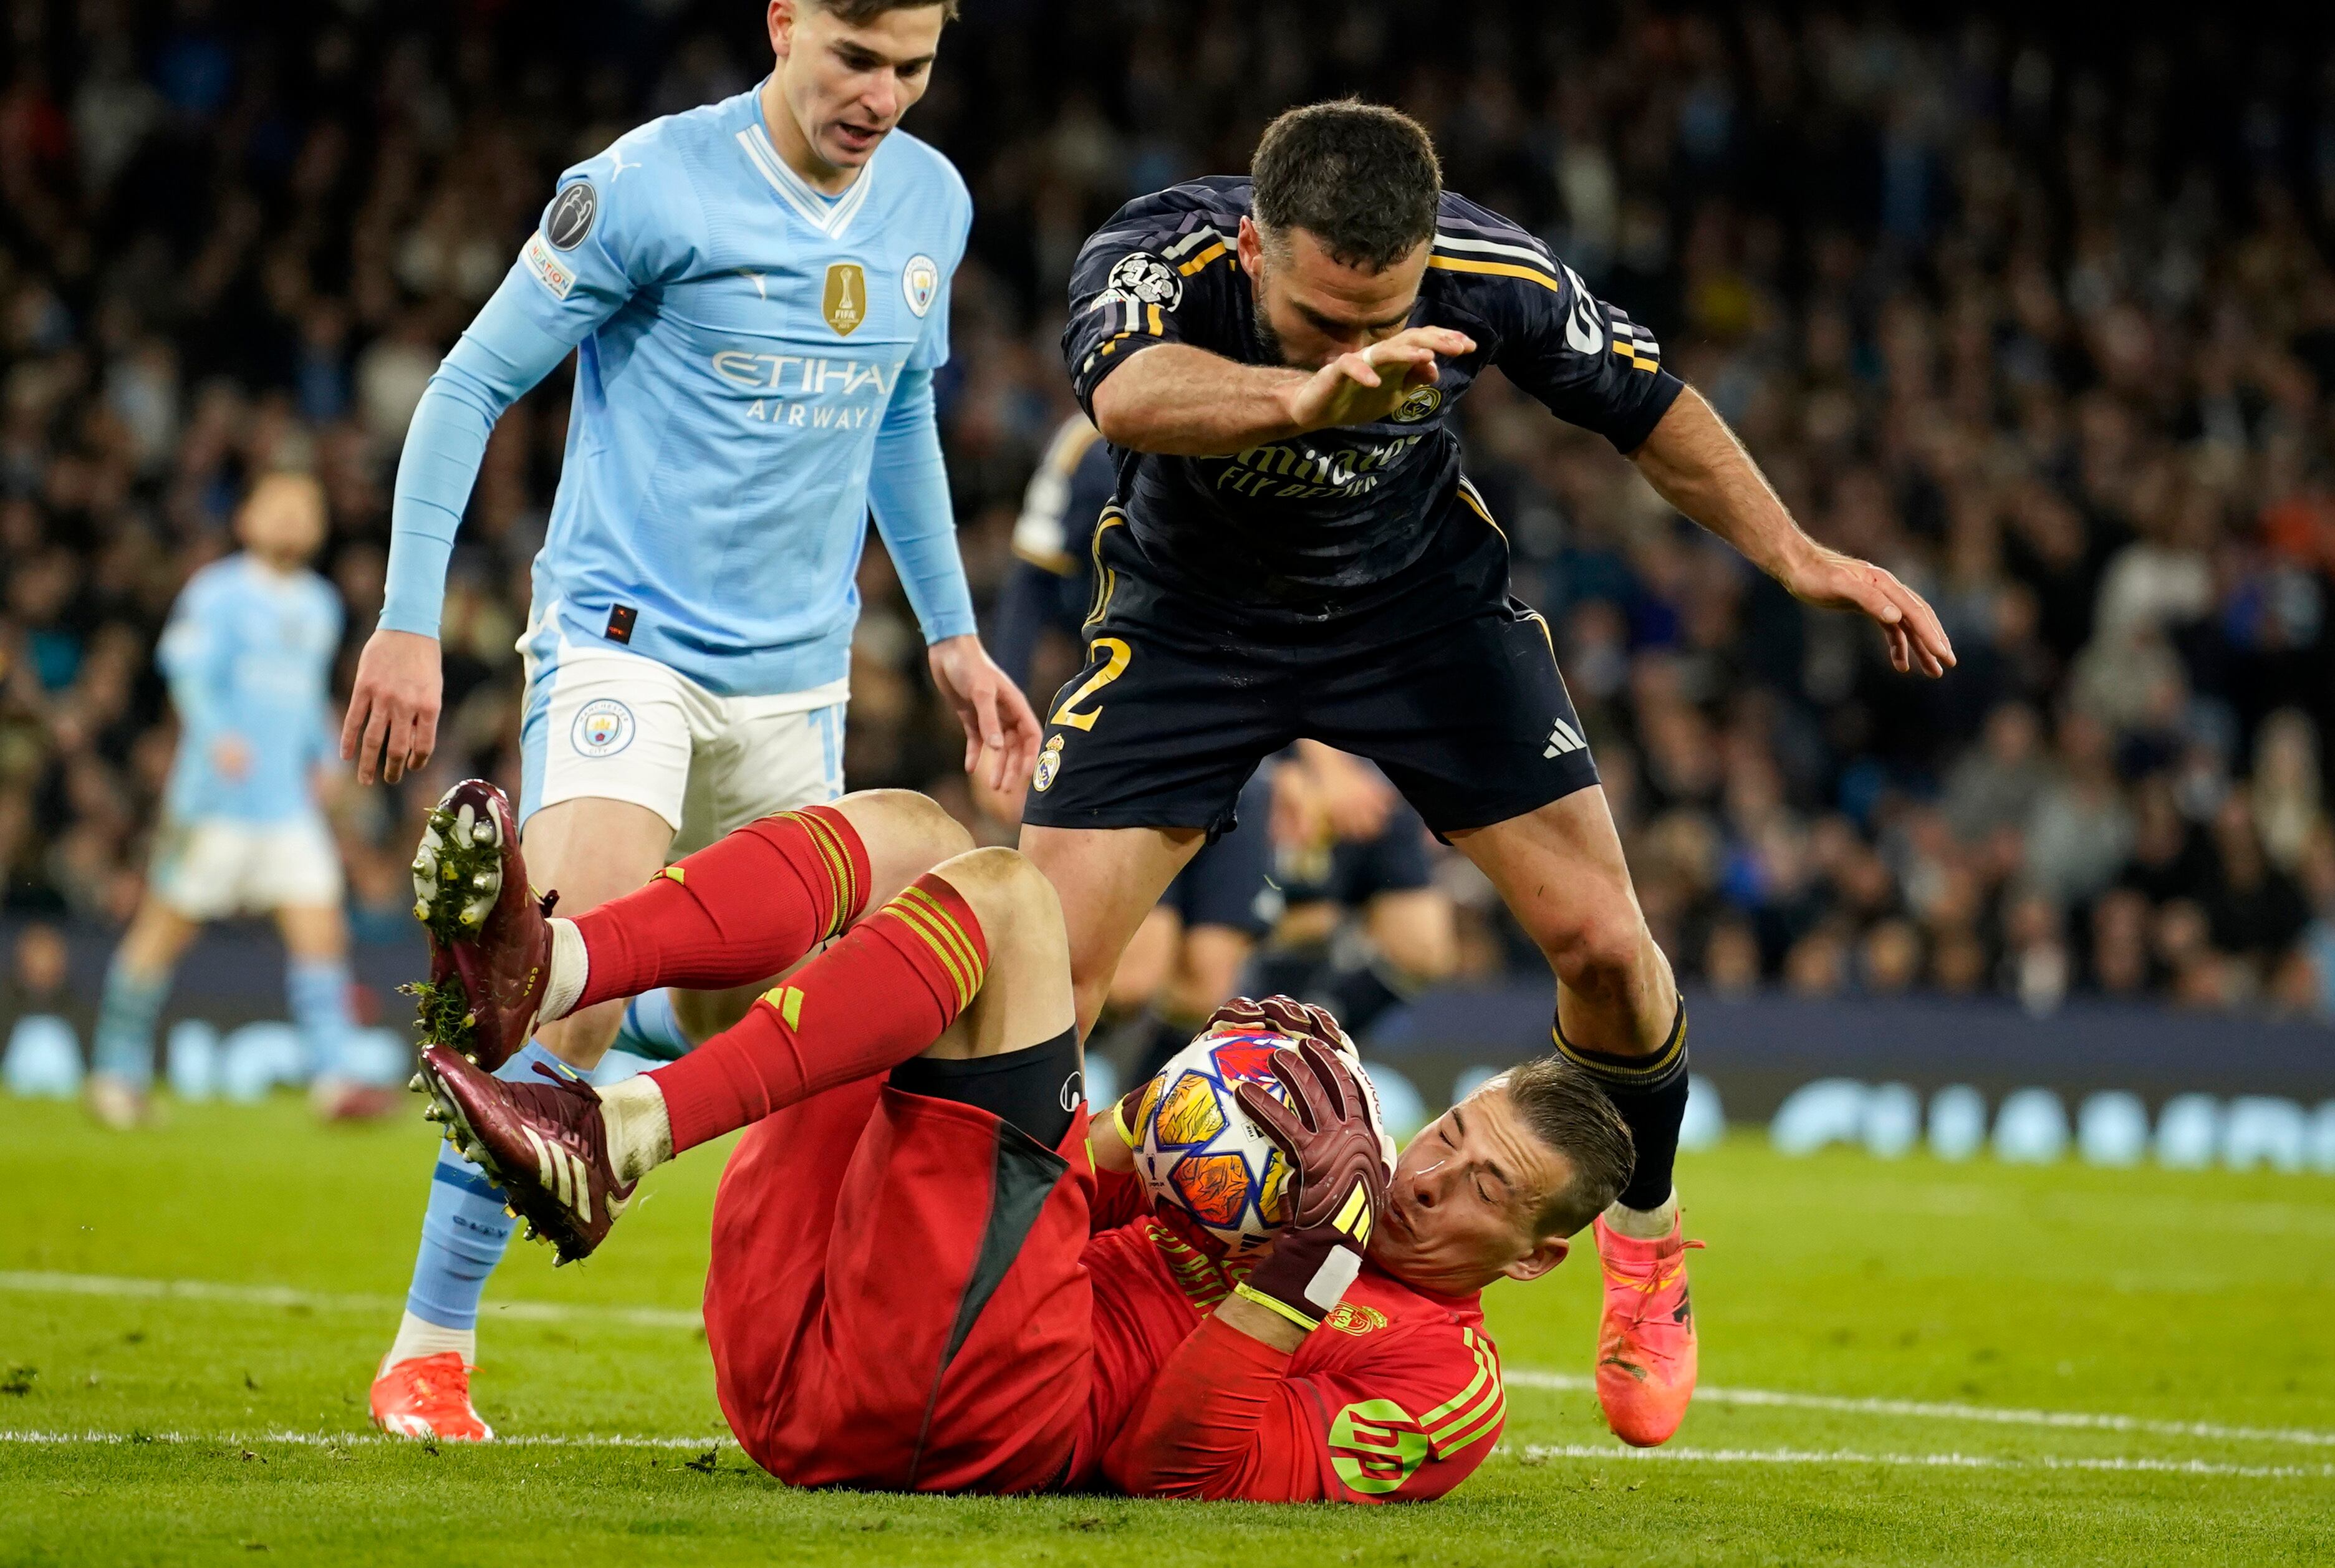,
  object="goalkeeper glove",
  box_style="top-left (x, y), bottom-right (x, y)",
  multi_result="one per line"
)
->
top-left (1231, 1036), bottom-right (1391, 1333)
